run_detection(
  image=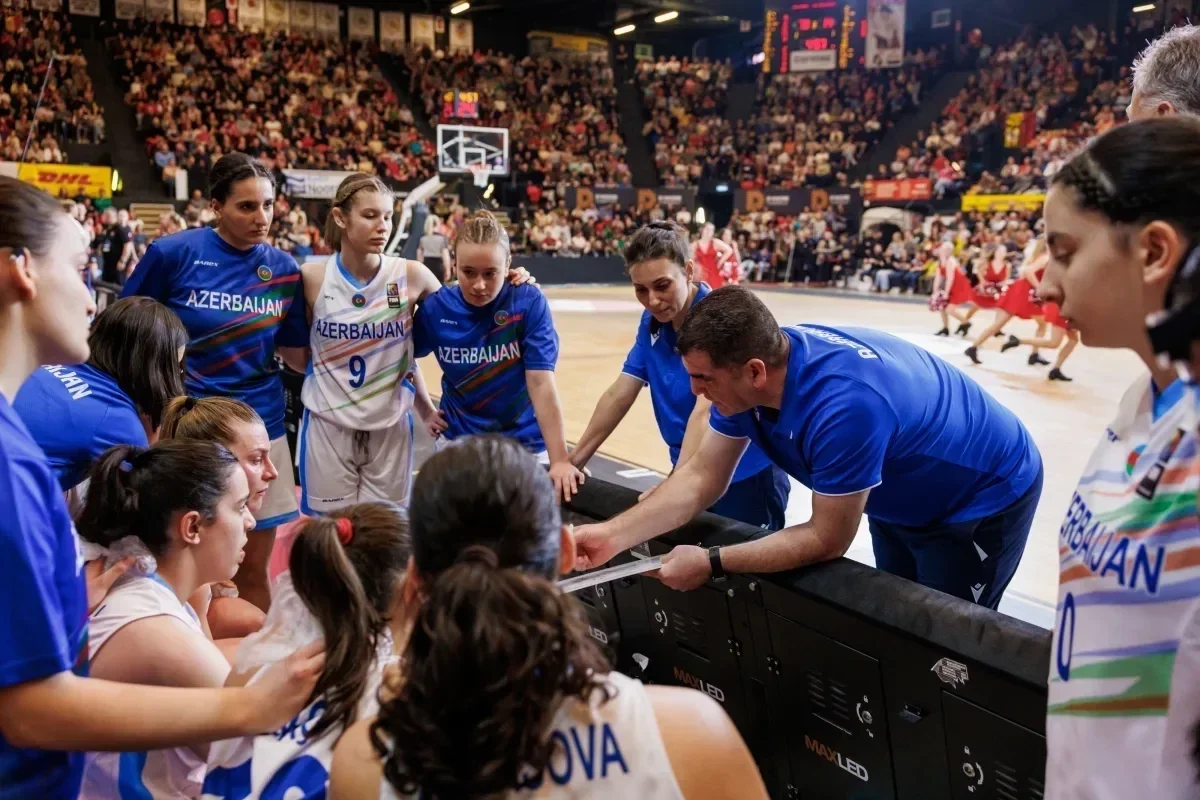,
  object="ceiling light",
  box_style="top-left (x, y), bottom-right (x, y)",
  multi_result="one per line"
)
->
top-left (614, 23), bottom-right (636, 35)
top-left (450, 2), bottom-right (470, 14)
top-left (654, 10), bottom-right (679, 23)
top-left (1132, 3), bottom-right (1155, 11)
